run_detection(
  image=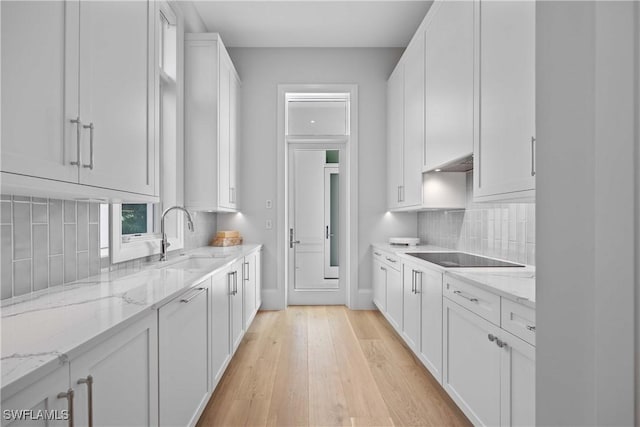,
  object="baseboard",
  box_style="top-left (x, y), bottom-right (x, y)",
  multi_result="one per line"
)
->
top-left (260, 288), bottom-right (285, 310)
